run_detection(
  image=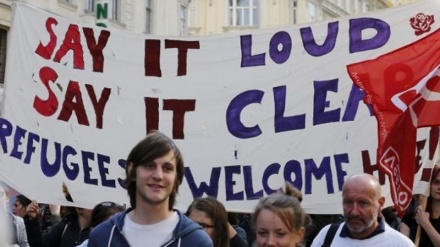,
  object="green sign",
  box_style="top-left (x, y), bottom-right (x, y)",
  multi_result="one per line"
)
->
top-left (96, 0), bottom-right (109, 27)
